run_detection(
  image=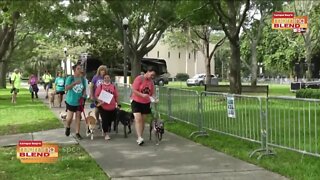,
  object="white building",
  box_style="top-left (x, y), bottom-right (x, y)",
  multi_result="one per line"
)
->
top-left (144, 40), bottom-right (215, 78)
